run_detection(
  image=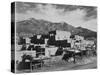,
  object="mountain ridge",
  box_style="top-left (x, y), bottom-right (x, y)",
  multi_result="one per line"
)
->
top-left (16, 18), bottom-right (97, 39)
